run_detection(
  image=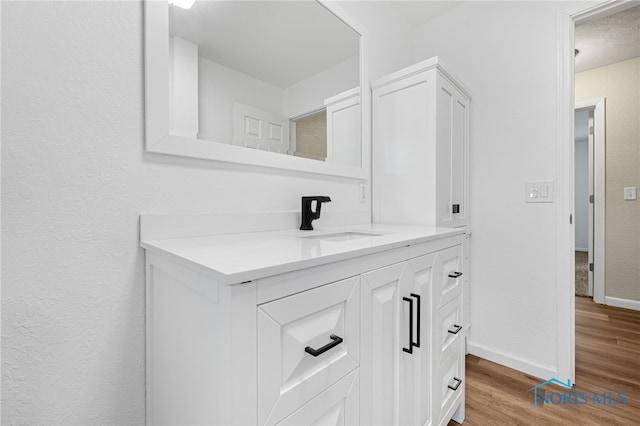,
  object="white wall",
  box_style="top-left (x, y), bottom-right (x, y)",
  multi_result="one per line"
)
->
top-left (1, 1), bottom-right (413, 424)
top-left (283, 55), bottom-right (359, 118)
top-left (574, 110), bottom-right (590, 251)
top-left (198, 57), bottom-right (284, 143)
top-left (414, 1), bottom-right (576, 379)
